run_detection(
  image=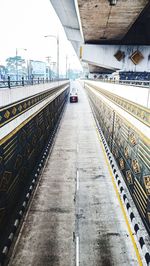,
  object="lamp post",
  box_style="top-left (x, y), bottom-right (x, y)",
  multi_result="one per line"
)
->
top-left (46, 56), bottom-right (52, 80)
top-left (44, 34), bottom-right (59, 80)
top-left (51, 62), bottom-right (56, 80)
top-left (15, 48), bottom-right (18, 82)
top-left (15, 48), bottom-right (27, 82)
top-left (108, 0), bottom-right (117, 5)
top-left (66, 55), bottom-right (68, 79)
top-left (147, 86), bottom-right (150, 108)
